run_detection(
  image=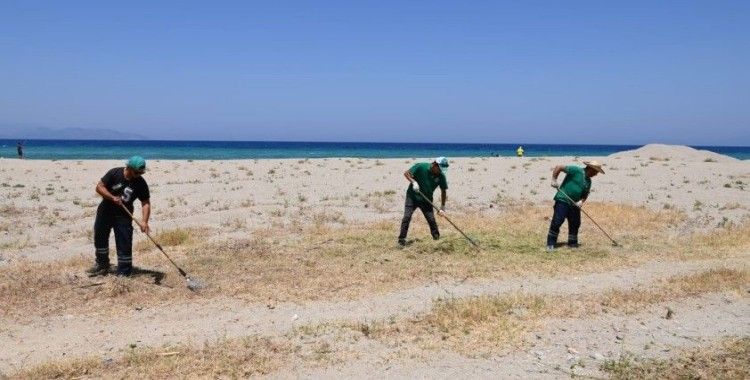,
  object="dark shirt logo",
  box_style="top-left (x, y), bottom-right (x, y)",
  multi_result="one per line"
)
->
top-left (122, 187), bottom-right (134, 202)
